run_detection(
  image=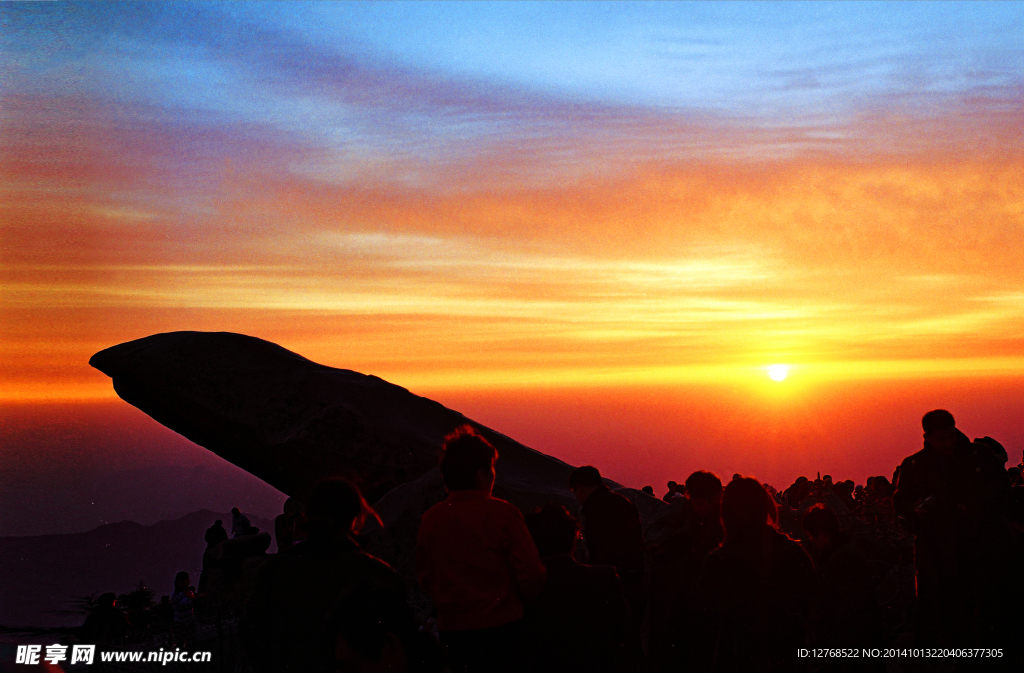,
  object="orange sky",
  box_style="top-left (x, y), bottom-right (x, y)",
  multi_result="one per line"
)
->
top-left (2, 4), bottom-right (1024, 513)
top-left (4, 138), bottom-right (1023, 402)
